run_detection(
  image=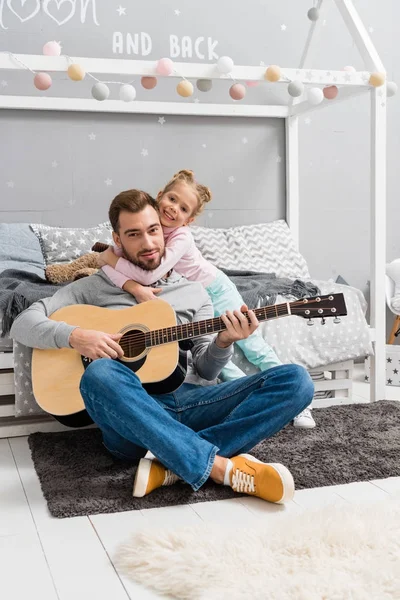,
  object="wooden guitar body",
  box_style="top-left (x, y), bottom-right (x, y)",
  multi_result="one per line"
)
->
top-left (32, 300), bottom-right (183, 420)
